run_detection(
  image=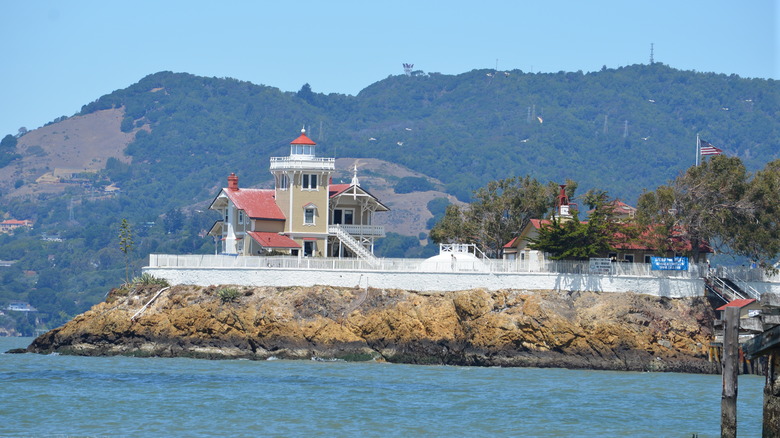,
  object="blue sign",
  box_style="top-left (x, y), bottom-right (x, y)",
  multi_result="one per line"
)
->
top-left (650, 257), bottom-right (689, 271)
